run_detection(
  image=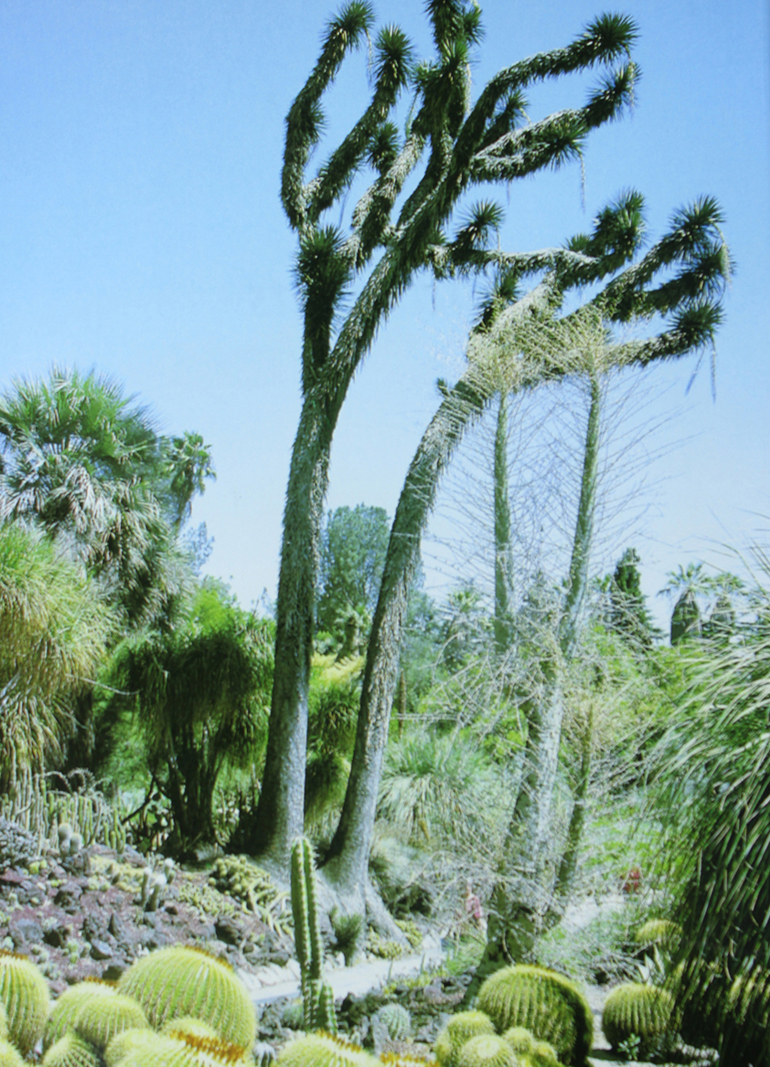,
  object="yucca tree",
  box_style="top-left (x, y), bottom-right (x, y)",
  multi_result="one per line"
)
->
top-left (654, 583), bottom-right (770, 1066)
top-left (321, 191), bottom-right (728, 929)
top-left (249, 0), bottom-right (642, 865)
top-left (0, 522), bottom-right (113, 791)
